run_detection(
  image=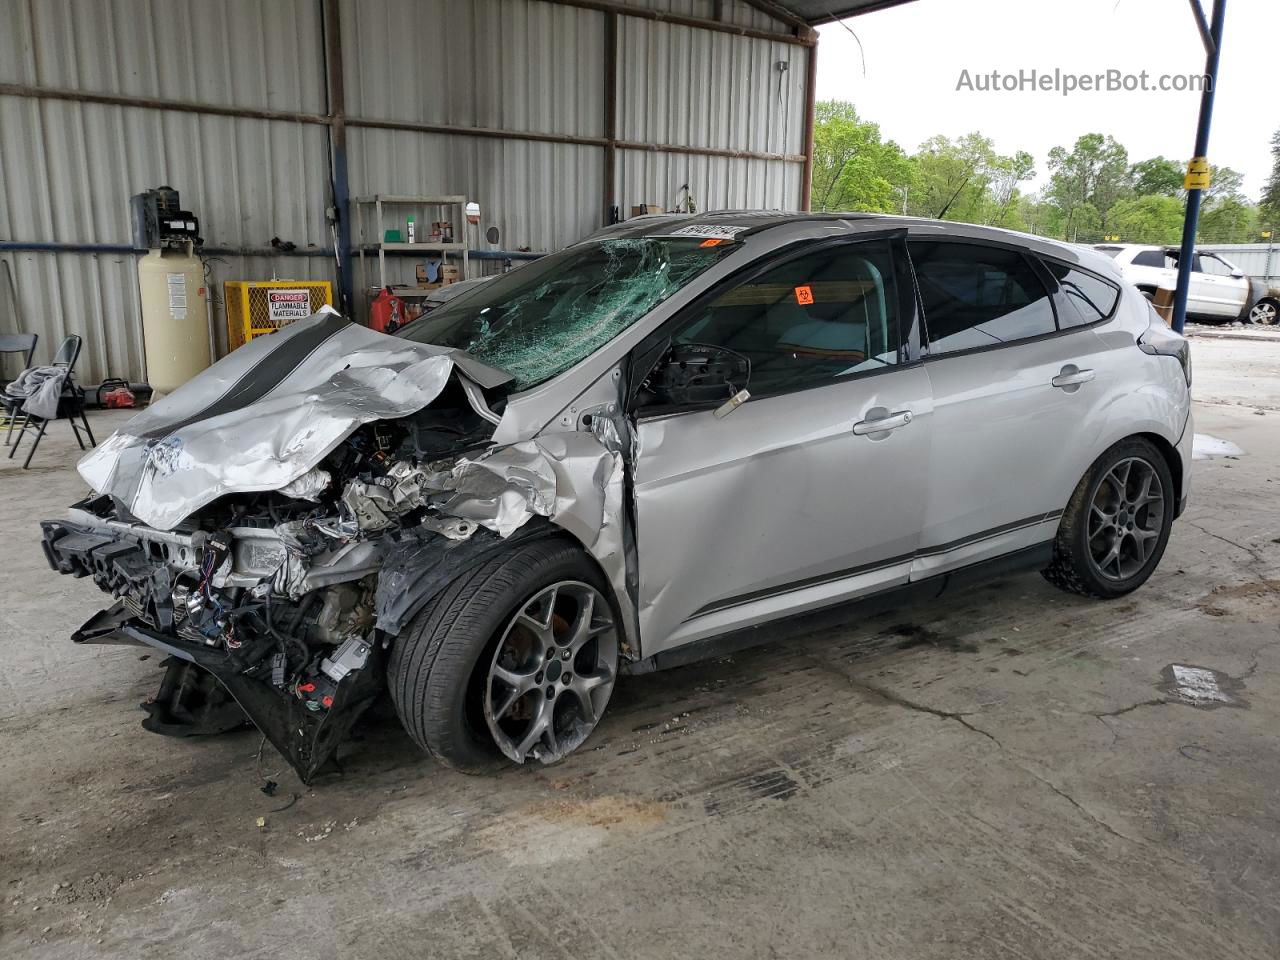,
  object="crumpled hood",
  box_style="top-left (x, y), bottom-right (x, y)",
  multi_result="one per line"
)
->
top-left (79, 311), bottom-right (510, 531)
